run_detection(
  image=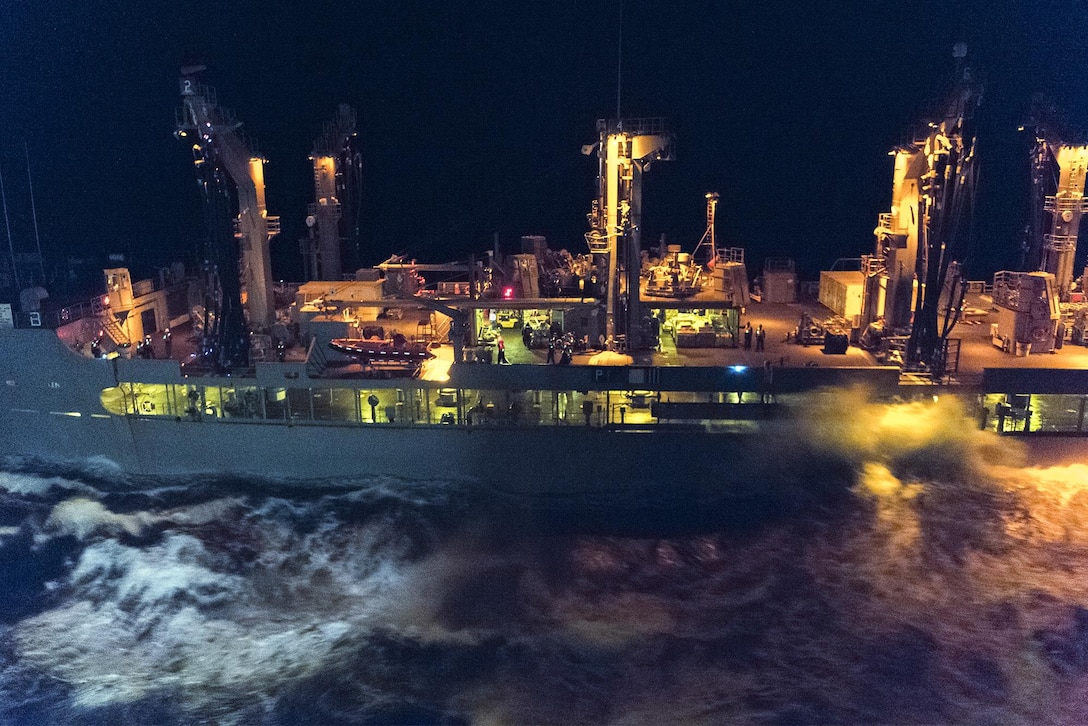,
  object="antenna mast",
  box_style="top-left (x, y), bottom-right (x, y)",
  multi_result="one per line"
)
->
top-left (615, 0), bottom-right (623, 122)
